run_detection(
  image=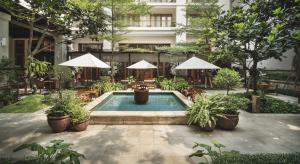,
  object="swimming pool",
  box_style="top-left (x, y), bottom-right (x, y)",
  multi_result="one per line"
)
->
top-left (93, 92), bottom-right (187, 111)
